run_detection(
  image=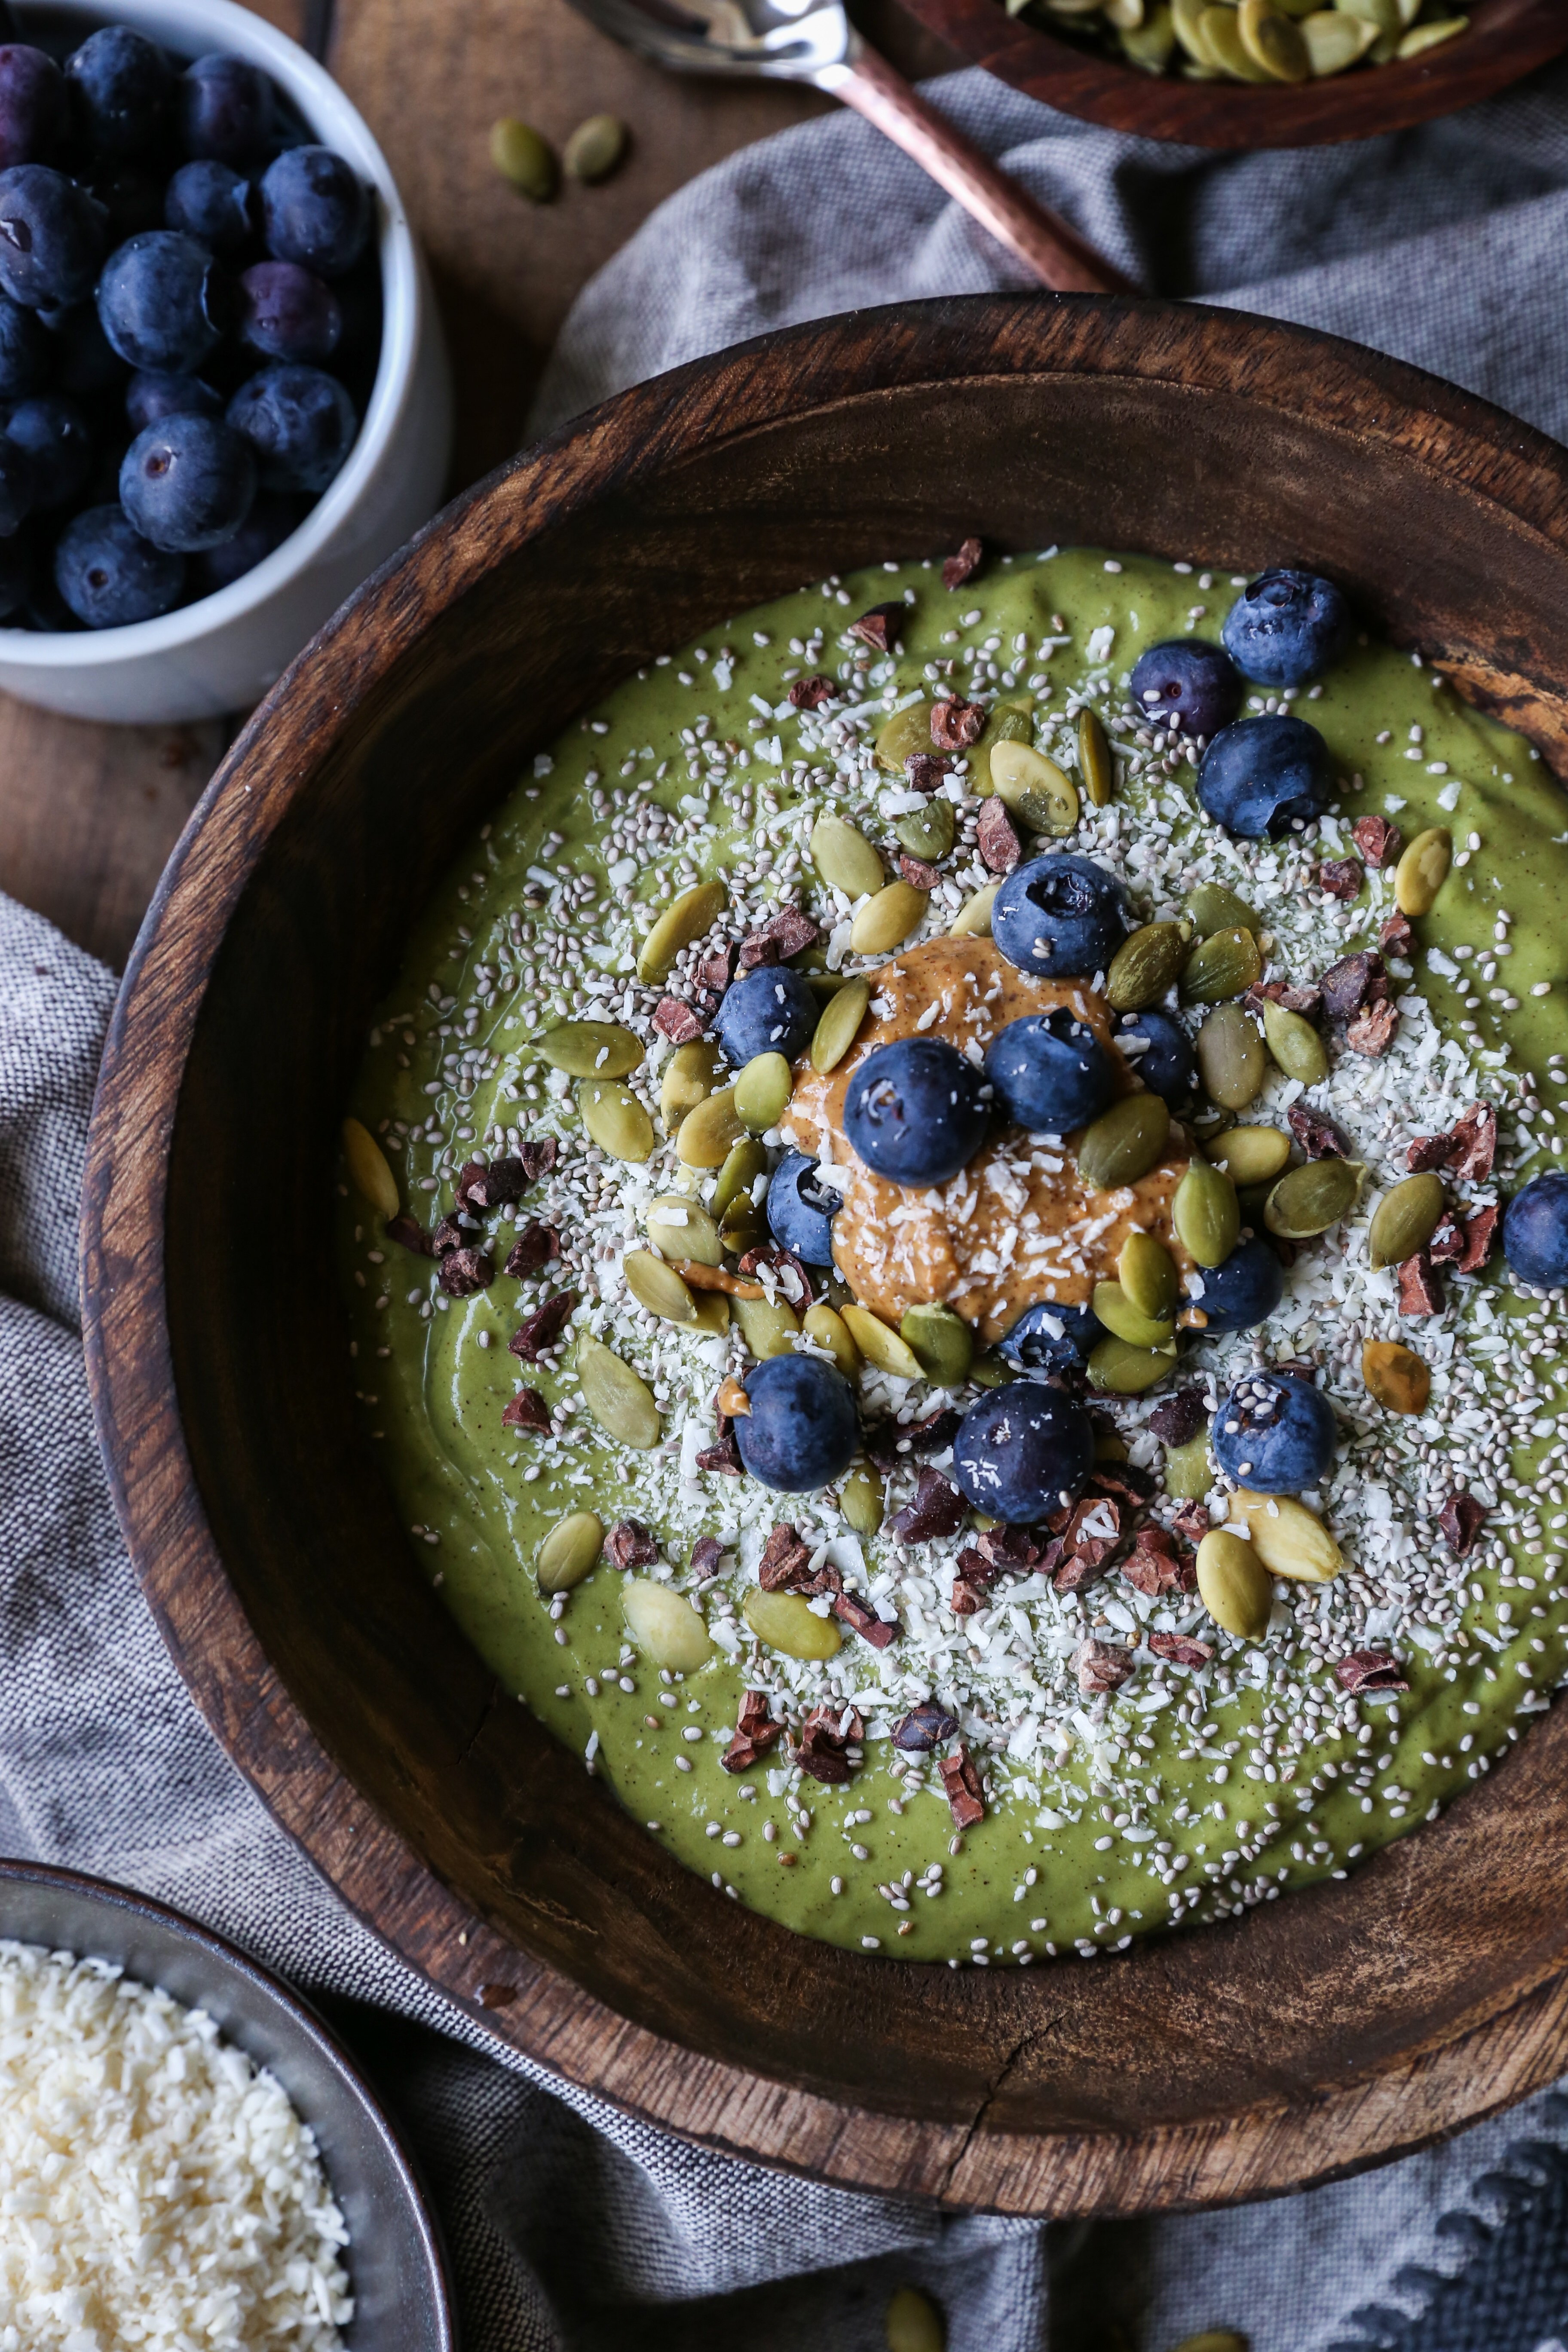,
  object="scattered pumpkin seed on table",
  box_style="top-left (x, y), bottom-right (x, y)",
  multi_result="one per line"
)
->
top-left (563, 112), bottom-right (627, 184)
top-left (490, 116), bottom-right (557, 201)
